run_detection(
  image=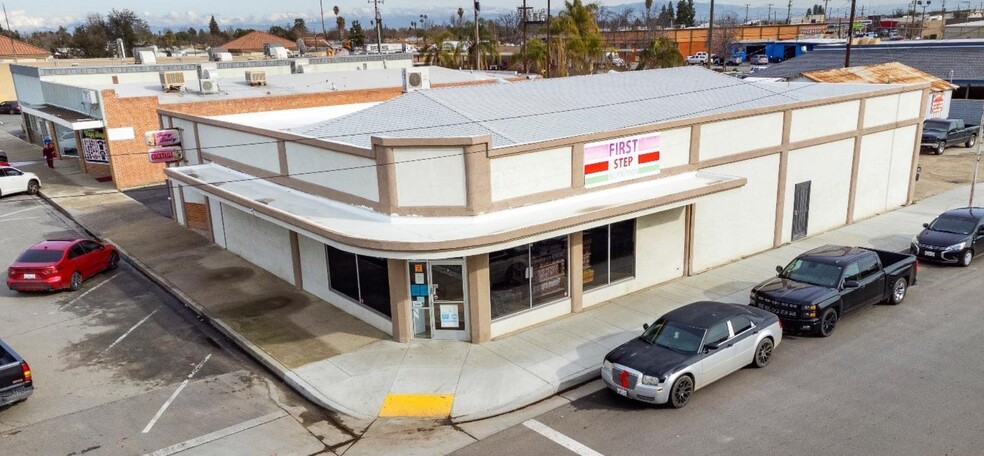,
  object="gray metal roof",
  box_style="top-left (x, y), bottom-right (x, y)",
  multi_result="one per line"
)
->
top-left (751, 46), bottom-right (984, 83)
top-left (290, 66), bottom-right (896, 149)
top-left (949, 99), bottom-right (984, 126)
